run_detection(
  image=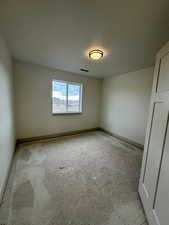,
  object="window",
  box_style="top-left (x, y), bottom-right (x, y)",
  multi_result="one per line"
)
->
top-left (52, 80), bottom-right (83, 114)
